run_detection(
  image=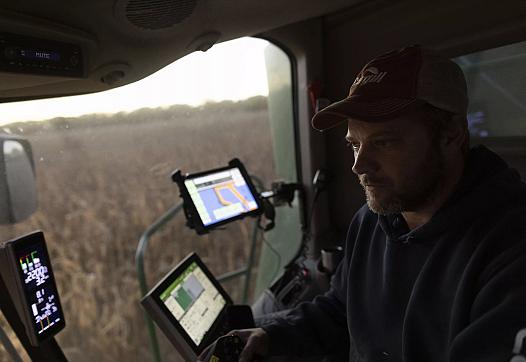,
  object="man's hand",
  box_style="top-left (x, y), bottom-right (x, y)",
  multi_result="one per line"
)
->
top-left (197, 328), bottom-right (269, 362)
top-left (236, 328), bottom-right (269, 362)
